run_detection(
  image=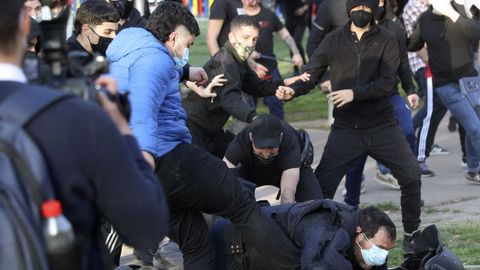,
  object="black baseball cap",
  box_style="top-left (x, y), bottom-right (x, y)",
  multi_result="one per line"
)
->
top-left (250, 114), bottom-right (282, 148)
